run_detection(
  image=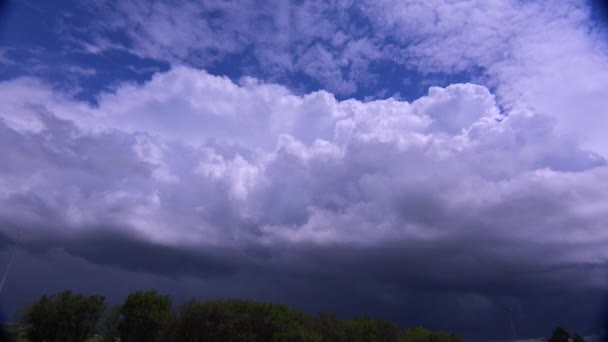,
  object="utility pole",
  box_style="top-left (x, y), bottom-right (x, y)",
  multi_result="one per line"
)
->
top-left (504, 305), bottom-right (518, 342)
top-left (0, 230), bottom-right (22, 296)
